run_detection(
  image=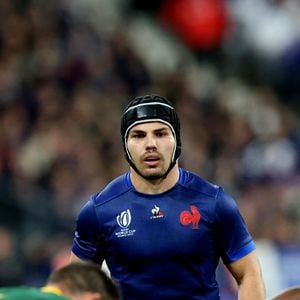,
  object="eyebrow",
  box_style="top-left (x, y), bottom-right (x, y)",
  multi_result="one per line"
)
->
top-left (130, 126), bottom-right (169, 134)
